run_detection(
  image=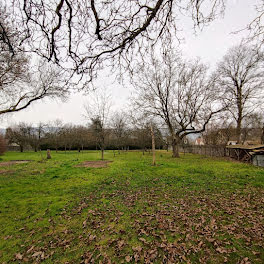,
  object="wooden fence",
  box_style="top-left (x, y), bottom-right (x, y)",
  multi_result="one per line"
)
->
top-left (180, 145), bottom-right (227, 158)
